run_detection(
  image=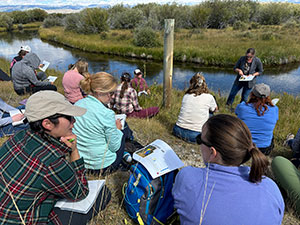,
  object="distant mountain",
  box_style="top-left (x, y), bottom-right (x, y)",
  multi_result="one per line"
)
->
top-left (0, 4), bottom-right (111, 13)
